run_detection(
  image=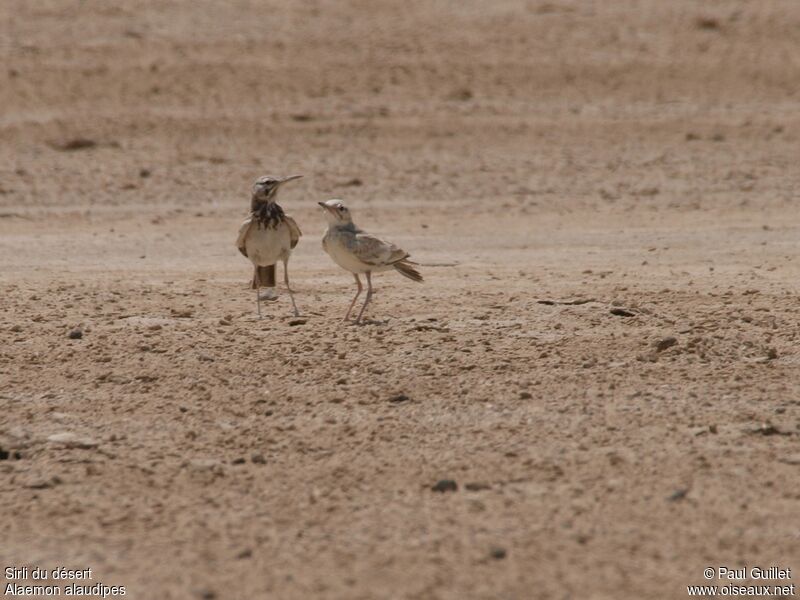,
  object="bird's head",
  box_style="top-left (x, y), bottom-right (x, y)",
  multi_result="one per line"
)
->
top-left (251, 174), bottom-right (302, 203)
top-left (318, 199), bottom-right (352, 225)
